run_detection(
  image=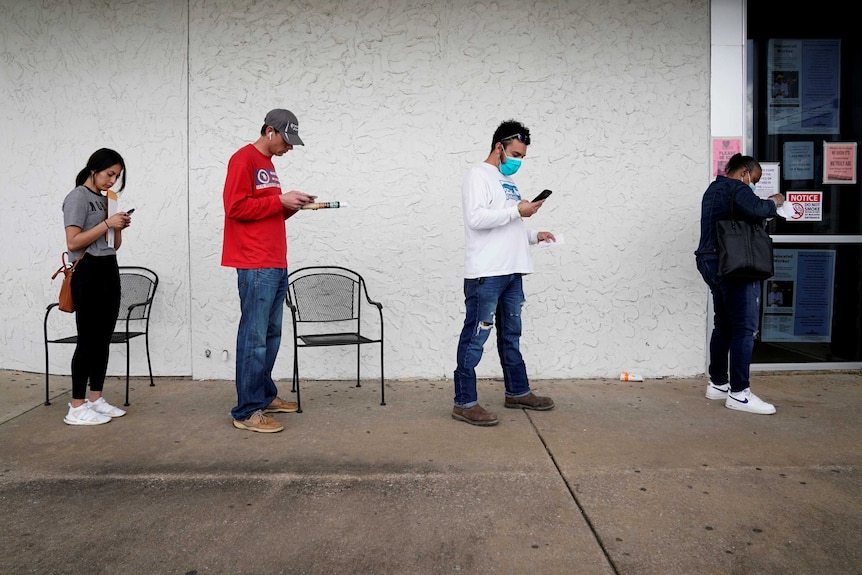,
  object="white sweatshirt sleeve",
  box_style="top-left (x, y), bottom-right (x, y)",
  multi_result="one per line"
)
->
top-left (462, 165), bottom-right (520, 230)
